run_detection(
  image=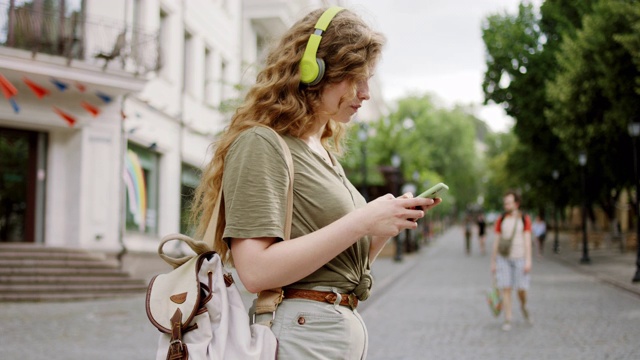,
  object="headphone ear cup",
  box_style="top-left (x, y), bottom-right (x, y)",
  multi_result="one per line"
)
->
top-left (300, 56), bottom-right (320, 85)
top-left (307, 58), bottom-right (325, 86)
